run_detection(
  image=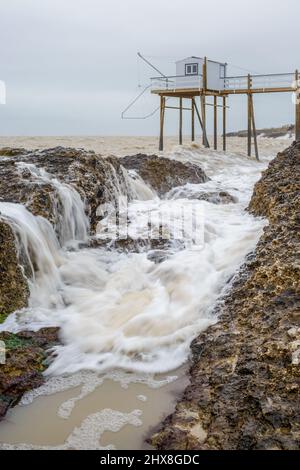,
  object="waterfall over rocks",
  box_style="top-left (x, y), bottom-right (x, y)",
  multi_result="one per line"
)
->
top-left (0, 146), bottom-right (266, 376)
